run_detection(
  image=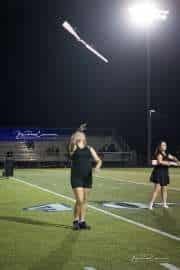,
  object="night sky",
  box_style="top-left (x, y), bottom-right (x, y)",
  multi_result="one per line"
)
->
top-left (6, 0), bottom-right (180, 153)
